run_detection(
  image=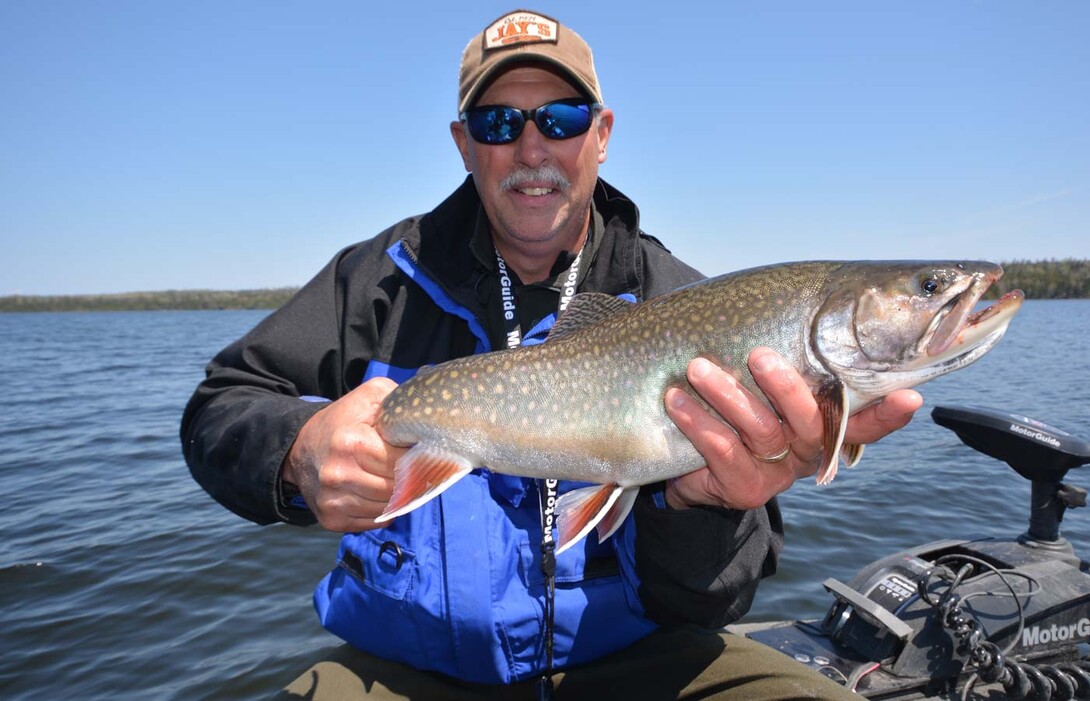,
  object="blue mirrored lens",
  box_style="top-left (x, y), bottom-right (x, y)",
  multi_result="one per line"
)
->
top-left (464, 100), bottom-right (595, 144)
top-left (532, 102), bottom-right (591, 139)
top-left (465, 107), bottom-right (525, 144)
